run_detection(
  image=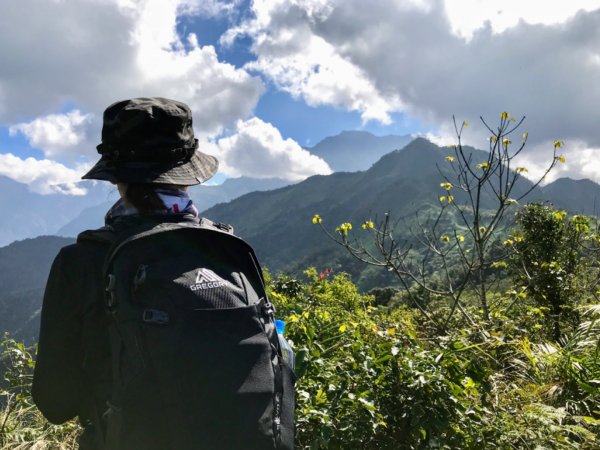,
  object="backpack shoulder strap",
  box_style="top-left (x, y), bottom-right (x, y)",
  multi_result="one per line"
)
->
top-left (77, 226), bottom-right (117, 245)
